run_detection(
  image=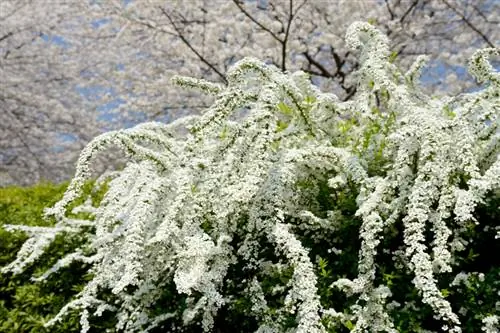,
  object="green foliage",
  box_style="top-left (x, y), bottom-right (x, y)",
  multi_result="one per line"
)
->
top-left (0, 182), bottom-right (111, 333)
